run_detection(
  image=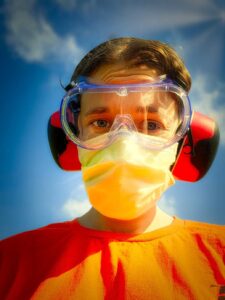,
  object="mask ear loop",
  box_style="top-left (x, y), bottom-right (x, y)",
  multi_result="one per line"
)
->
top-left (181, 128), bottom-right (195, 156)
top-left (170, 128), bottom-right (195, 171)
